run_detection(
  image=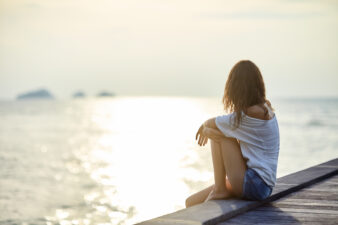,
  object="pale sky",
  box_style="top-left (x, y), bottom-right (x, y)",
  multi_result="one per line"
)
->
top-left (0, 0), bottom-right (337, 99)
